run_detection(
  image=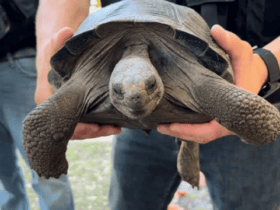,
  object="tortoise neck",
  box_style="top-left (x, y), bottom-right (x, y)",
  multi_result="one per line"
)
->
top-left (122, 44), bottom-right (149, 59)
